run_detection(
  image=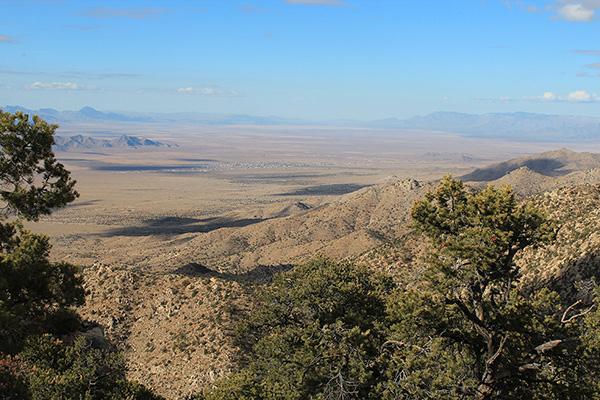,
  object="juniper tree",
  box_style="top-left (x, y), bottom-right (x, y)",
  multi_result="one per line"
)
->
top-left (382, 176), bottom-right (599, 399)
top-left (0, 110), bottom-right (82, 352)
